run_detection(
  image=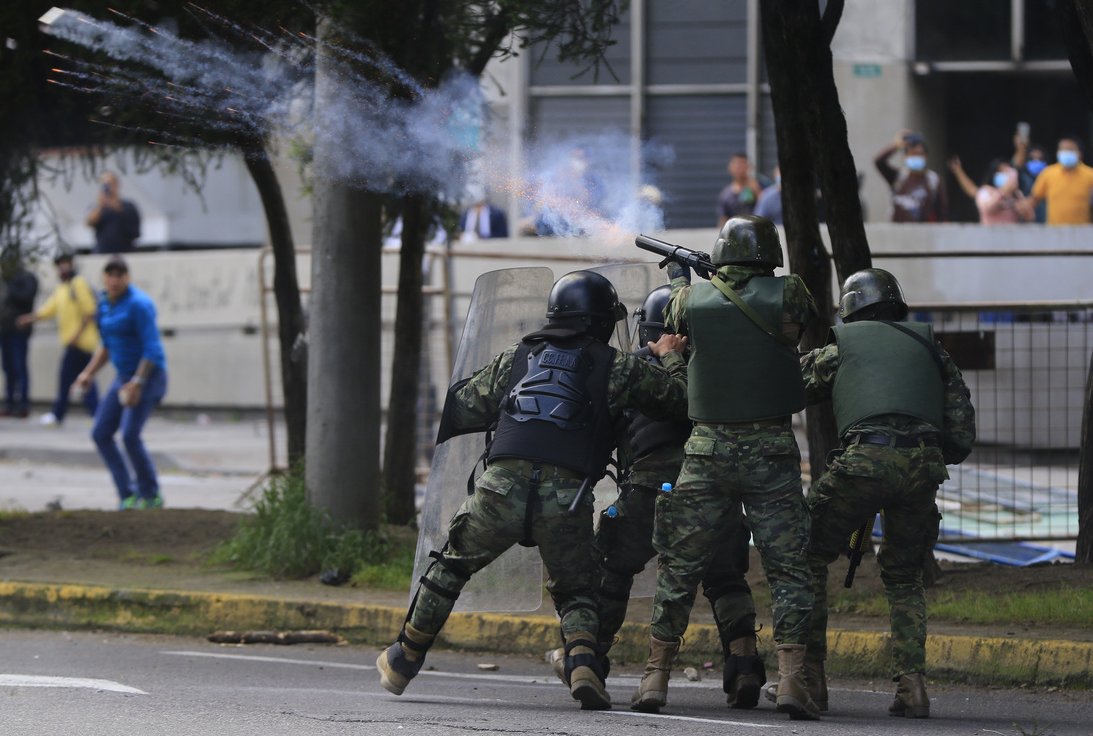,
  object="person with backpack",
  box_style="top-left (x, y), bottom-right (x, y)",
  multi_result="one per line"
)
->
top-left (874, 130), bottom-right (948, 223)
